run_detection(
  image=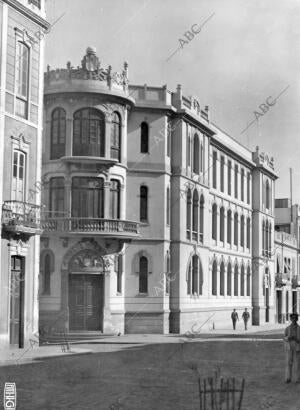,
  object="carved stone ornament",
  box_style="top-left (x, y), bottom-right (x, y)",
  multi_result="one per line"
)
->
top-left (69, 250), bottom-right (104, 272)
top-left (81, 47), bottom-right (100, 72)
